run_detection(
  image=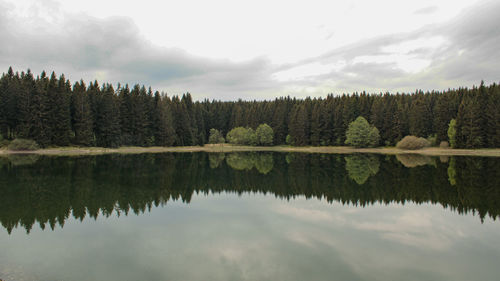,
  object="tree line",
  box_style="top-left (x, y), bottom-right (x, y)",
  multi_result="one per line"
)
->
top-left (0, 66), bottom-right (499, 148)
